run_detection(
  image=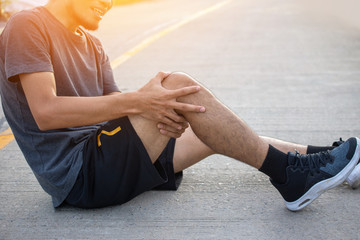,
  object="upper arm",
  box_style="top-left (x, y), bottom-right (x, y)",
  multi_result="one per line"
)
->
top-left (19, 72), bottom-right (57, 125)
top-left (3, 12), bottom-right (52, 82)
